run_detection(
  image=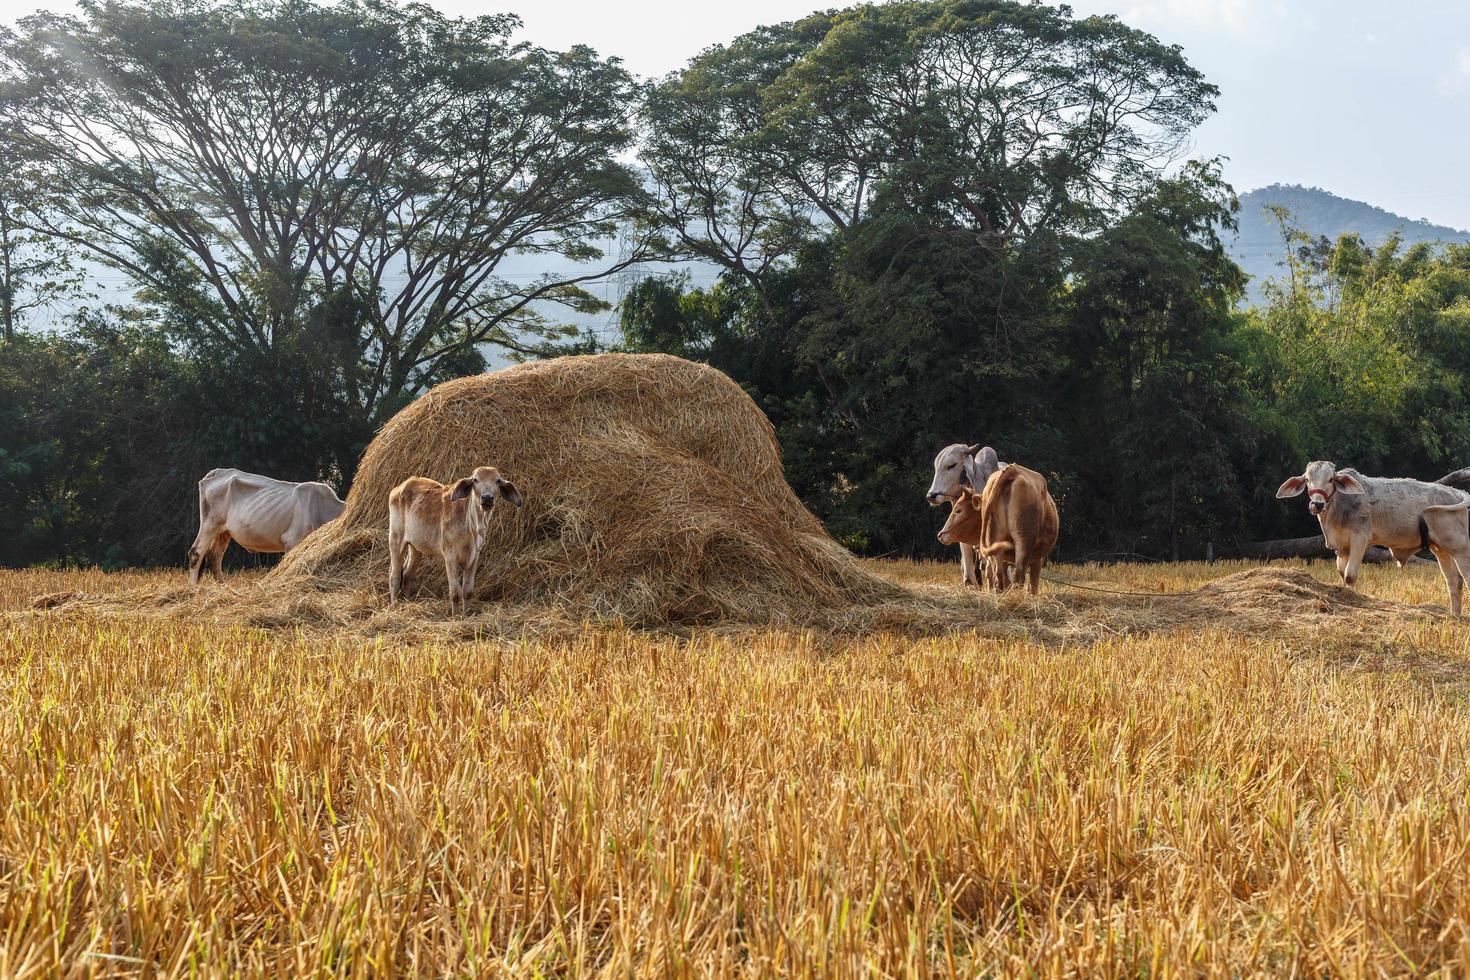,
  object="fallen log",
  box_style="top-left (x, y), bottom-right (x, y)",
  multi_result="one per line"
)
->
top-left (1230, 536), bottom-right (1431, 564)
